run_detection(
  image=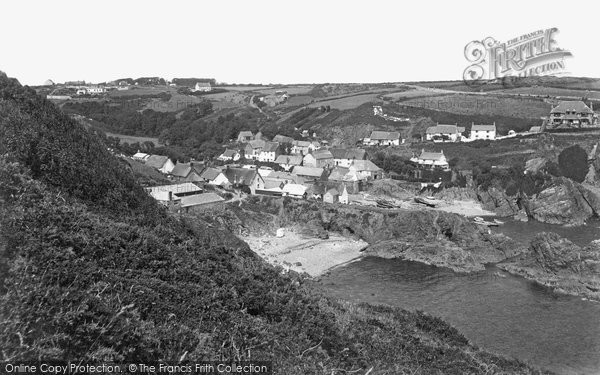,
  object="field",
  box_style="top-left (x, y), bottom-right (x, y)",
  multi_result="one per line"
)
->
top-left (400, 94), bottom-right (552, 119)
top-left (306, 93), bottom-right (382, 110)
top-left (104, 131), bottom-right (161, 145)
top-left (496, 86), bottom-right (600, 100)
